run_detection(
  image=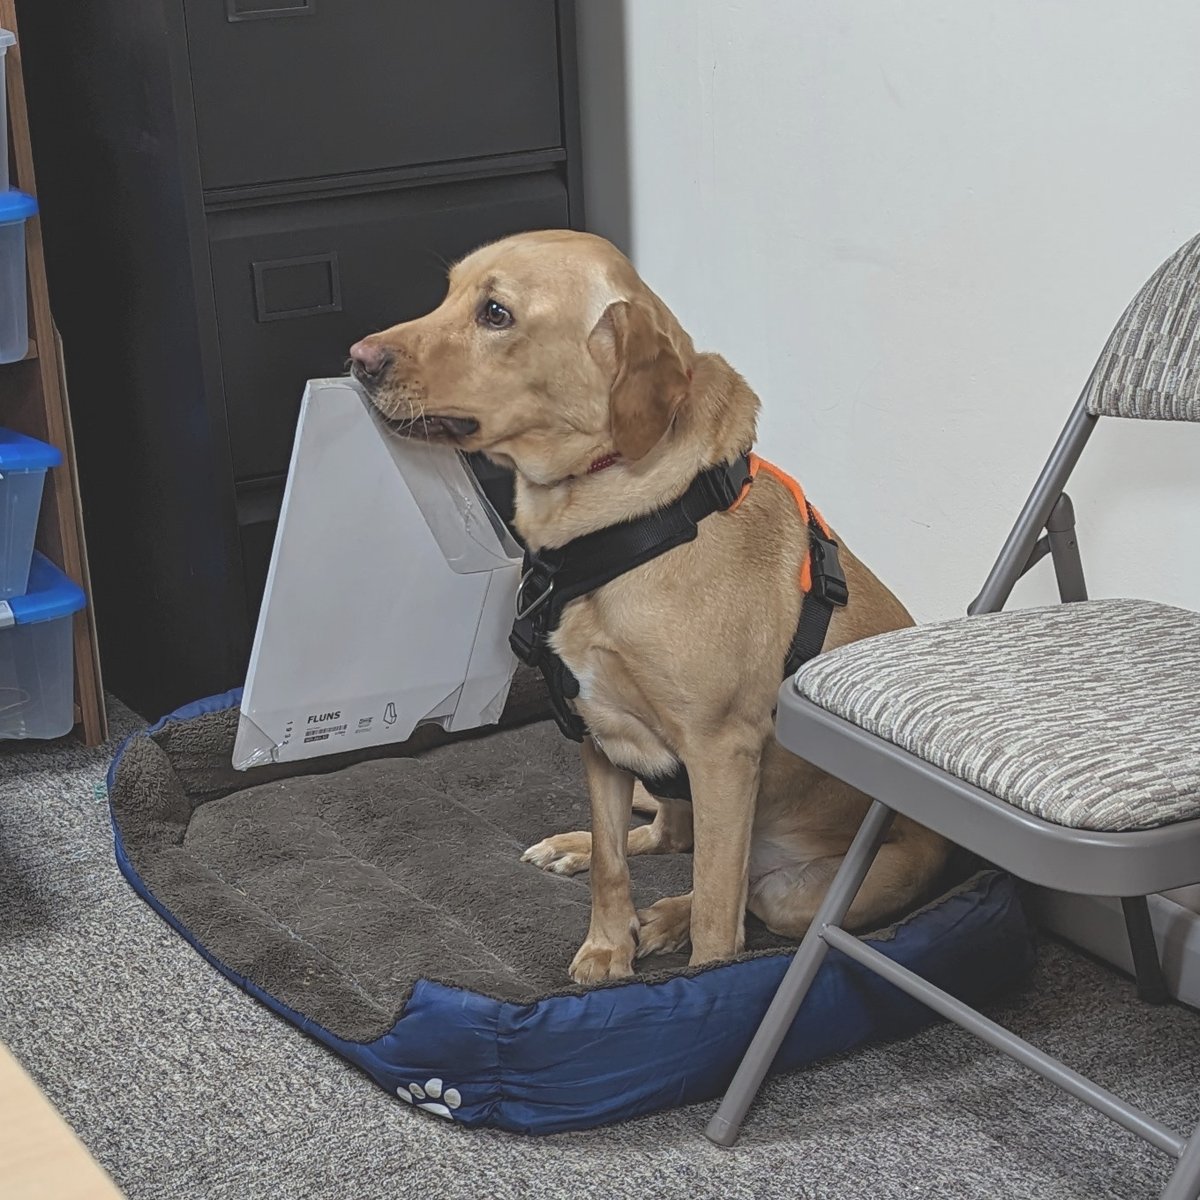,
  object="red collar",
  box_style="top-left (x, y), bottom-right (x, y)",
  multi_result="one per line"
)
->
top-left (587, 452), bottom-right (621, 474)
